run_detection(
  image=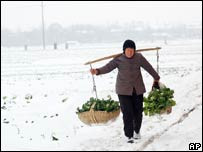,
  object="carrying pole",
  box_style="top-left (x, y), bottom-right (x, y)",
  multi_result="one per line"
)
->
top-left (84, 47), bottom-right (161, 65)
